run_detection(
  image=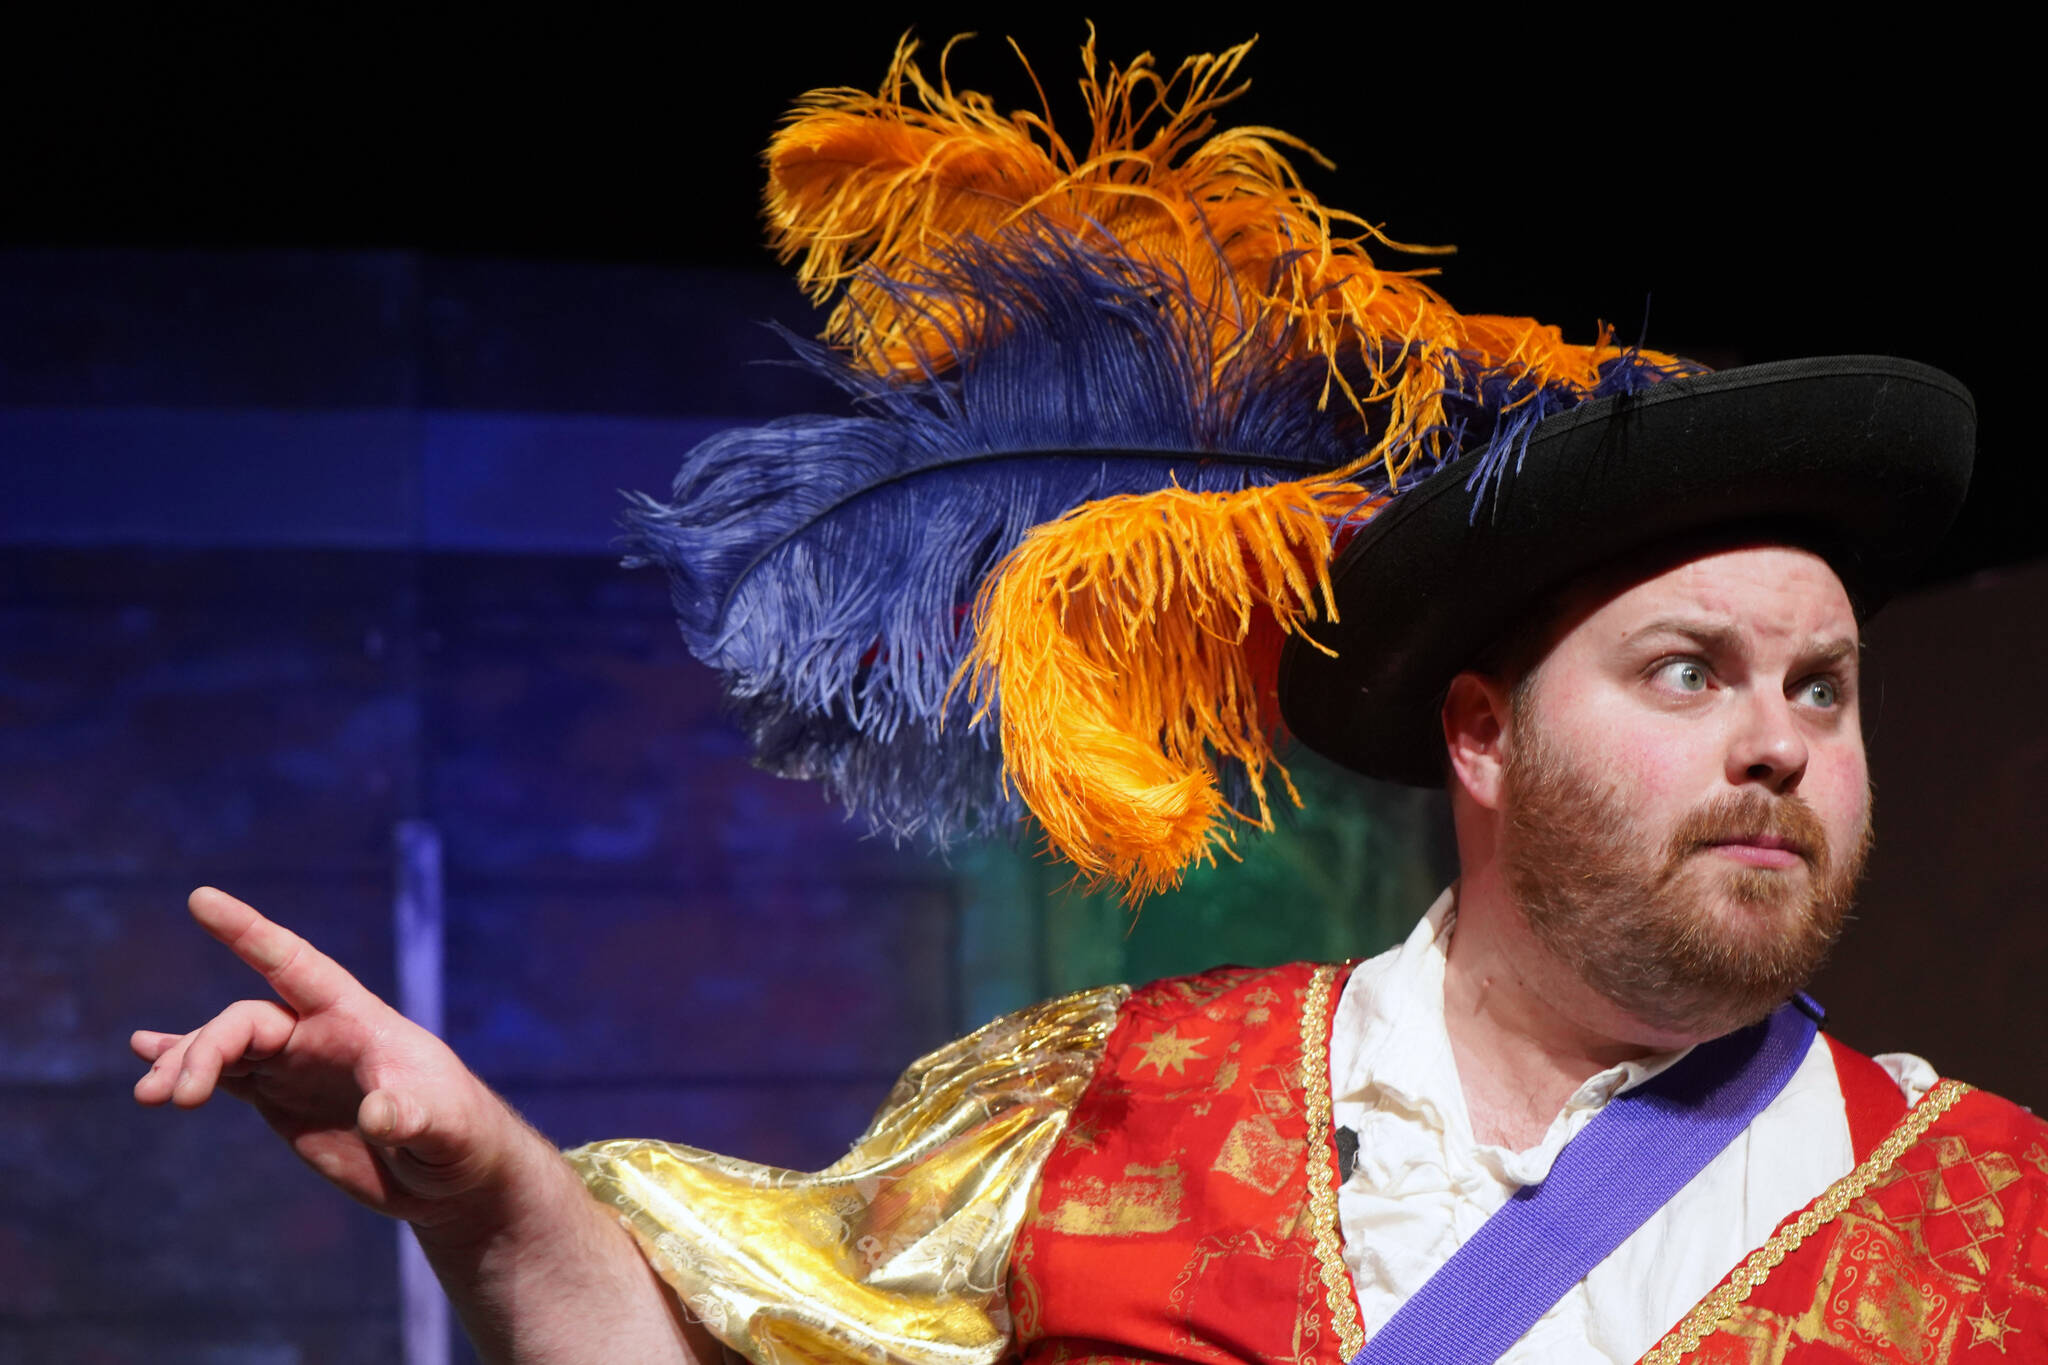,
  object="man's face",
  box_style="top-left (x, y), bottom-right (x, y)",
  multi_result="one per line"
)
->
top-left (1496, 545), bottom-right (1873, 1040)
